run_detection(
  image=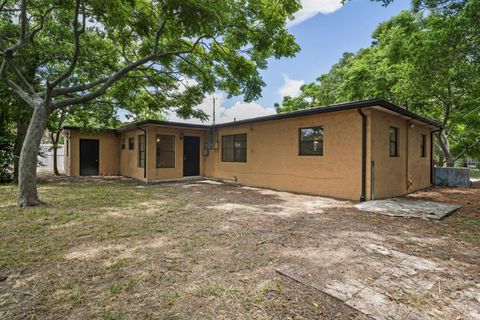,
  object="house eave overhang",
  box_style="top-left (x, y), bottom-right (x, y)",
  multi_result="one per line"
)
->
top-left (116, 120), bottom-right (210, 132)
top-left (212, 99), bottom-right (442, 129)
top-left (62, 126), bottom-right (117, 133)
top-left (62, 99), bottom-right (442, 133)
